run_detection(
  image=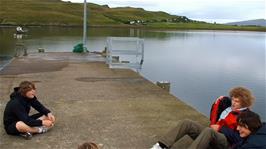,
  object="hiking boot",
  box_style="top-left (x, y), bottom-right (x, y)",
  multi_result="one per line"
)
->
top-left (20, 132), bottom-right (32, 140)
